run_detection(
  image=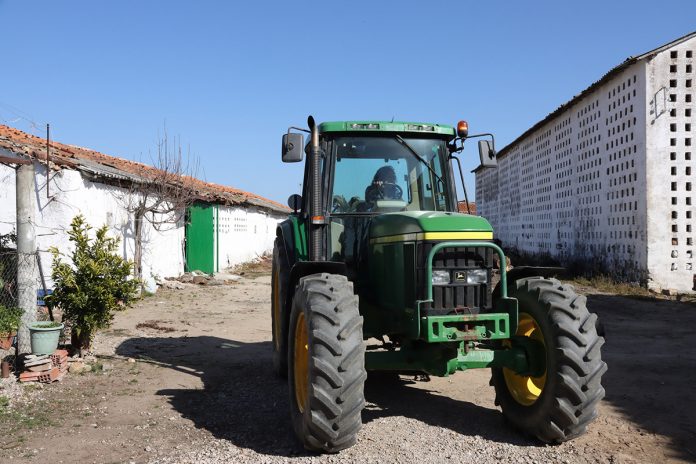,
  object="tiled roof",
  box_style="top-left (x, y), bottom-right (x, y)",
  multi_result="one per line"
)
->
top-left (0, 124), bottom-right (289, 214)
top-left (457, 201), bottom-right (476, 214)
